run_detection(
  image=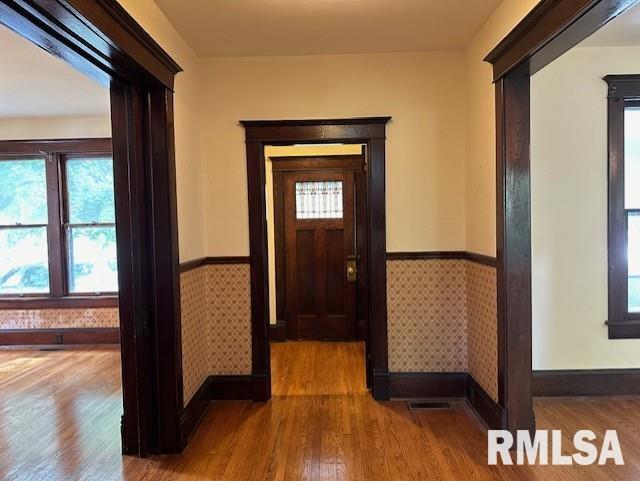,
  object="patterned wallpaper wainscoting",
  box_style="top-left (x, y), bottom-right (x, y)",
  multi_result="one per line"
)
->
top-left (387, 259), bottom-right (468, 372)
top-left (181, 255), bottom-right (498, 406)
top-left (386, 254), bottom-right (499, 404)
top-left (205, 264), bottom-right (252, 376)
top-left (0, 308), bottom-right (119, 329)
top-left (466, 262), bottom-right (499, 402)
top-left (180, 261), bottom-right (252, 405)
top-left (180, 267), bottom-right (210, 406)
